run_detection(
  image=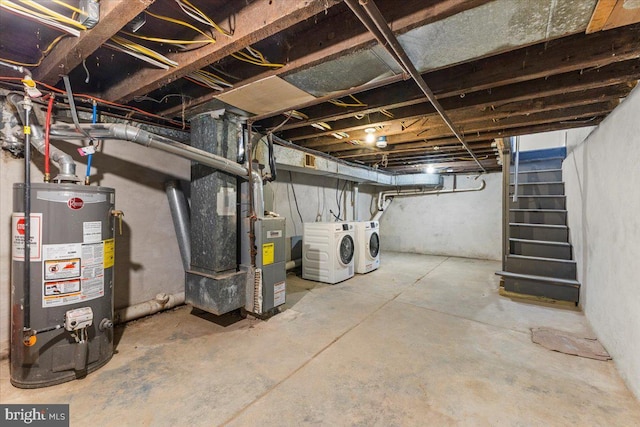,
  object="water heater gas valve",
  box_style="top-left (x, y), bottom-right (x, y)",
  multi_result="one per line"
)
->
top-left (65, 307), bottom-right (94, 331)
